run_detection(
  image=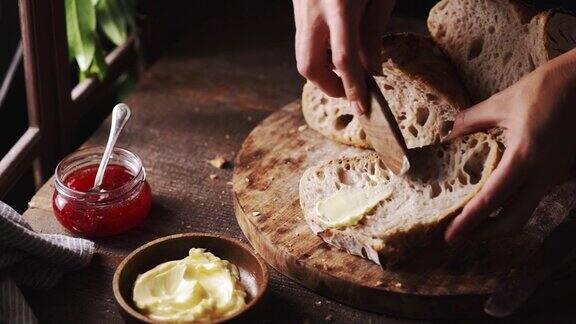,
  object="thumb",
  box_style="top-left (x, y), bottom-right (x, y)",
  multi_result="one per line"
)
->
top-left (446, 97), bottom-right (503, 141)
